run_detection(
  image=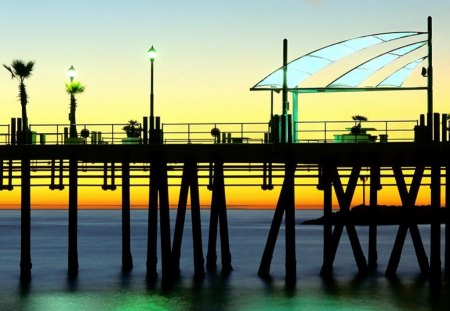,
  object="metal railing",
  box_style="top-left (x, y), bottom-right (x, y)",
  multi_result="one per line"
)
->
top-left (0, 119), bottom-right (420, 145)
top-left (28, 123), bottom-right (135, 145)
top-left (0, 124), bottom-right (10, 145)
top-left (161, 122), bottom-right (269, 144)
top-left (295, 120), bottom-right (418, 143)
